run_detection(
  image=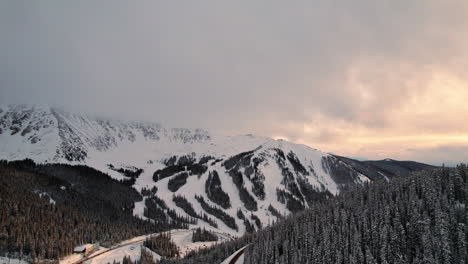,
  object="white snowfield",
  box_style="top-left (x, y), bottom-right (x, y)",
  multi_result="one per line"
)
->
top-left (82, 244), bottom-right (159, 264)
top-left (0, 105), bottom-right (371, 236)
top-left (60, 229), bottom-right (229, 264)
